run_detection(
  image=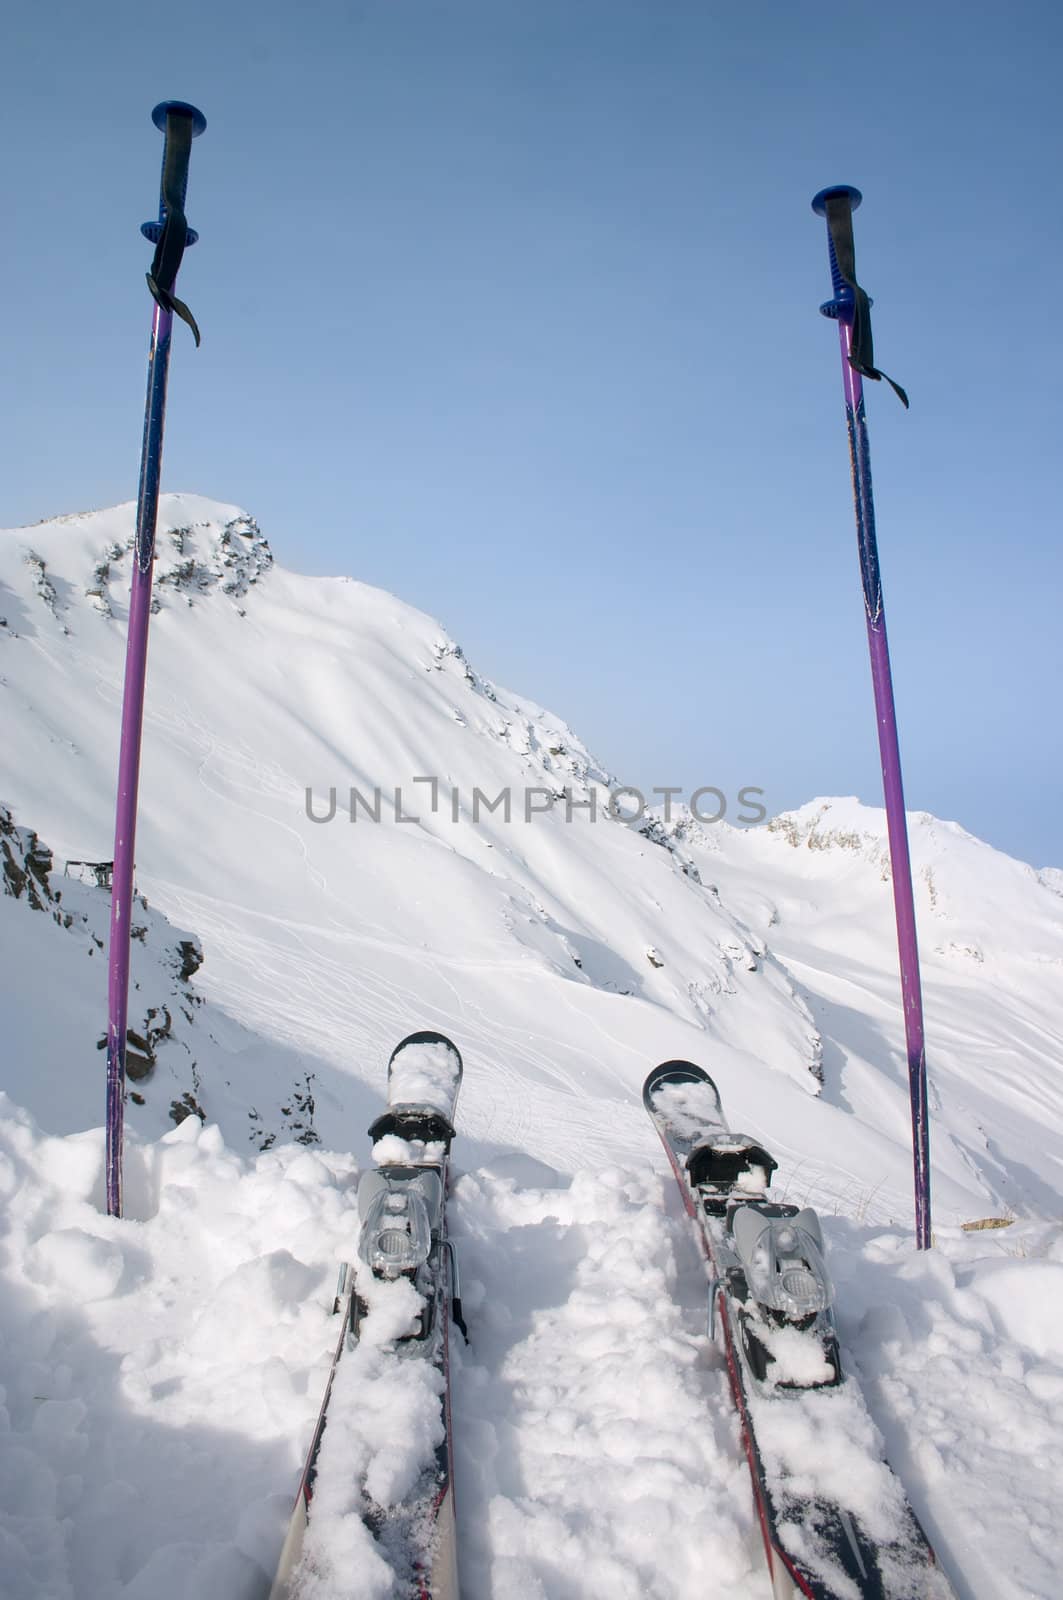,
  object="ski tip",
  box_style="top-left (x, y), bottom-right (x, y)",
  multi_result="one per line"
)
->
top-left (388, 1031), bottom-right (463, 1076)
top-left (151, 100), bottom-right (207, 137)
top-left (811, 183), bottom-right (862, 217)
top-left (643, 1059), bottom-right (720, 1107)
